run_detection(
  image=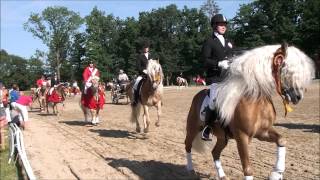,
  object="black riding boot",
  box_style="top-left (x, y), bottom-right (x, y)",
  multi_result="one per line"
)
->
top-left (201, 107), bottom-right (218, 141)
